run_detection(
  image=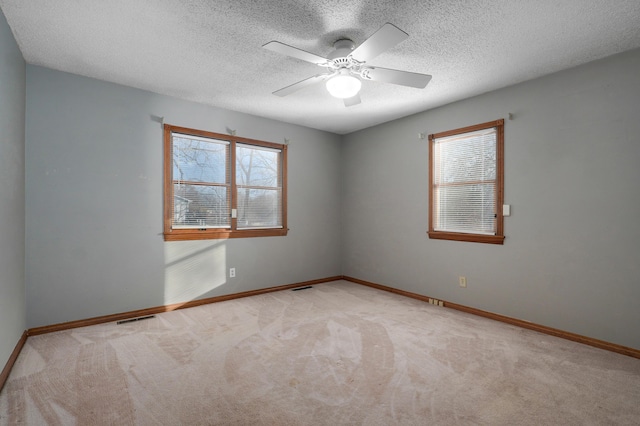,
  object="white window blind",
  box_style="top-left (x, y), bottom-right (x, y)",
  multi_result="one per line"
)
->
top-left (236, 143), bottom-right (283, 230)
top-left (171, 133), bottom-right (231, 229)
top-left (433, 127), bottom-right (497, 235)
